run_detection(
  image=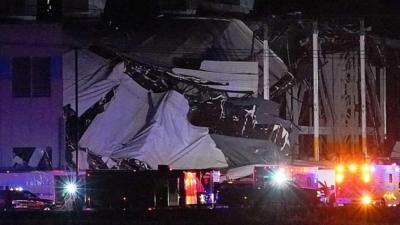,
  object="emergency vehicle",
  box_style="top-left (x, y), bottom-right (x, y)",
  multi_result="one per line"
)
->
top-left (370, 163), bottom-right (400, 207)
top-left (218, 164), bottom-right (319, 207)
top-left (334, 163), bottom-right (374, 206)
top-left (84, 166), bottom-right (220, 210)
top-left (332, 162), bottom-right (400, 207)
